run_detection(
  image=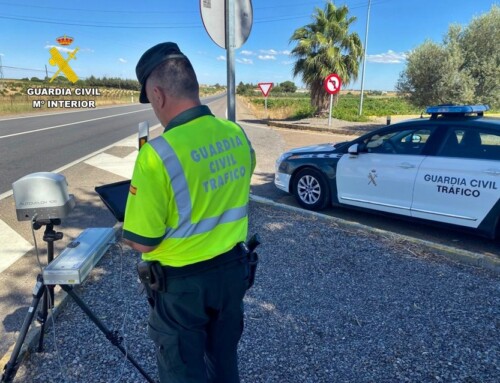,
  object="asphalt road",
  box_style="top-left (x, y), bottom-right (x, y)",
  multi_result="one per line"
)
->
top-left (0, 94), bottom-right (225, 195)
